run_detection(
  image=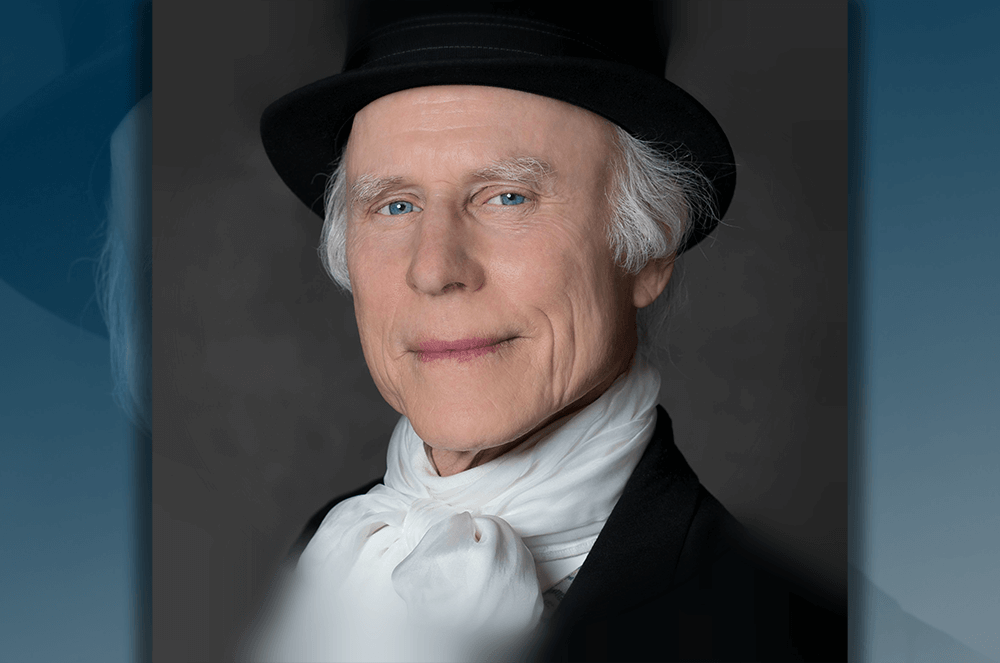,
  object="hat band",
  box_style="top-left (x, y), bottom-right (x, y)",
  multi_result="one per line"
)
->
top-left (346, 16), bottom-right (619, 71)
